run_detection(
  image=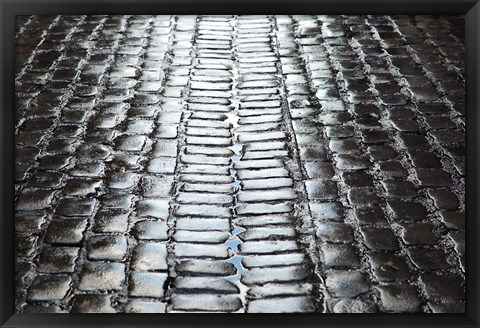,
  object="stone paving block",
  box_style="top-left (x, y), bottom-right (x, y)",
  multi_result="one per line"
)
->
top-left (366, 144), bottom-right (397, 161)
top-left (15, 212), bottom-right (46, 233)
top-left (106, 172), bottom-right (138, 190)
top-left (237, 167), bottom-right (289, 180)
top-left (376, 285), bottom-right (422, 312)
top-left (71, 294), bottom-right (116, 313)
top-left (146, 158), bottom-right (177, 174)
top-left (16, 189), bottom-right (55, 211)
top-left (360, 227), bottom-right (398, 251)
top-left (326, 126), bottom-right (354, 138)
top-left (335, 154), bottom-right (369, 170)
top-left (381, 181), bottom-right (417, 199)
top-left (367, 253), bottom-right (410, 281)
top-left (86, 235), bottom-right (128, 261)
top-left (171, 294), bottom-right (242, 312)
top-left (241, 178), bottom-right (293, 190)
top-left (428, 302), bottom-right (465, 314)
top-left (93, 208), bottom-right (131, 233)
top-left (27, 275), bottom-right (71, 301)
top-left (44, 219), bottom-right (87, 245)
top-left (241, 252), bottom-right (307, 268)
top-left (242, 266), bottom-right (309, 285)
top-left (378, 161), bottom-right (408, 178)
top-left (15, 234), bottom-right (38, 257)
top-left (182, 154), bottom-right (230, 166)
top-left (175, 218), bottom-right (230, 231)
top-left (71, 162), bottom-right (105, 177)
top-left (175, 204), bottom-right (231, 217)
top-left (22, 304), bottom-right (67, 313)
top-left (387, 201), bottom-right (428, 221)
top-left (235, 214), bottom-right (294, 227)
top-left (304, 162), bottom-right (335, 179)
top-left (125, 300), bottom-right (166, 313)
top-left (179, 173), bottom-right (234, 184)
top-left (354, 207), bottom-right (388, 225)
top-left (64, 179), bottom-right (102, 197)
top-left (407, 248), bottom-right (449, 270)
top-left (77, 144), bottom-right (110, 160)
top-left (415, 169), bottom-right (452, 187)
top-left (176, 259), bottom-right (236, 276)
top-left (340, 172), bottom-right (373, 187)
top-left (131, 242), bottom-right (168, 271)
top-left (129, 272), bottom-right (168, 298)
top-left (78, 262), bottom-right (125, 291)
top-left (426, 189), bottom-right (459, 210)
top-left (305, 180), bottom-right (338, 200)
top-left (398, 223), bottom-right (438, 245)
top-left (238, 226), bottom-right (296, 241)
top-left (240, 240), bottom-right (300, 254)
top-left (136, 199), bottom-right (170, 219)
top-left (320, 243), bottom-right (361, 268)
top-left (115, 135), bottom-right (147, 151)
top-left (181, 182), bottom-right (234, 194)
top-left (55, 198), bottom-right (96, 217)
top-left (316, 222), bottom-right (354, 243)
top-left (247, 296), bottom-right (316, 313)
top-left (237, 189), bottom-right (296, 202)
top-left (310, 202), bottom-right (344, 220)
top-left (299, 146), bottom-right (327, 161)
top-left (173, 230), bottom-right (229, 244)
top-left (176, 188), bottom-right (233, 205)
top-left (347, 187), bottom-right (380, 206)
top-left (173, 276), bottom-right (239, 294)
top-left (26, 171), bottom-right (64, 188)
top-left (186, 146), bottom-right (233, 157)
top-left (38, 246), bottom-right (79, 273)
top-left (234, 159), bottom-right (283, 169)
top-left (325, 271), bottom-right (369, 298)
top-left (331, 298), bottom-right (376, 313)
top-left (361, 130), bottom-right (389, 144)
top-left (155, 125), bottom-right (179, 139)
top-left (141, 176), bottom-right (175, 198)
top-left (244, 141), bottom-right (286, 152)
top-left (174, 243), bottom-right (230, 259)
top-left (420, 274), bottom-right (464, 302)
top-left (236, 203), bottom-right (292, 215)
top-left (328, 139), bottom-right (361, 154)
top-left (398, 134), bottom-right (431, 150)
top-left (429, 130), bottom-right (464, 145)
top-left (408, 150), bottom-right (442, 168)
